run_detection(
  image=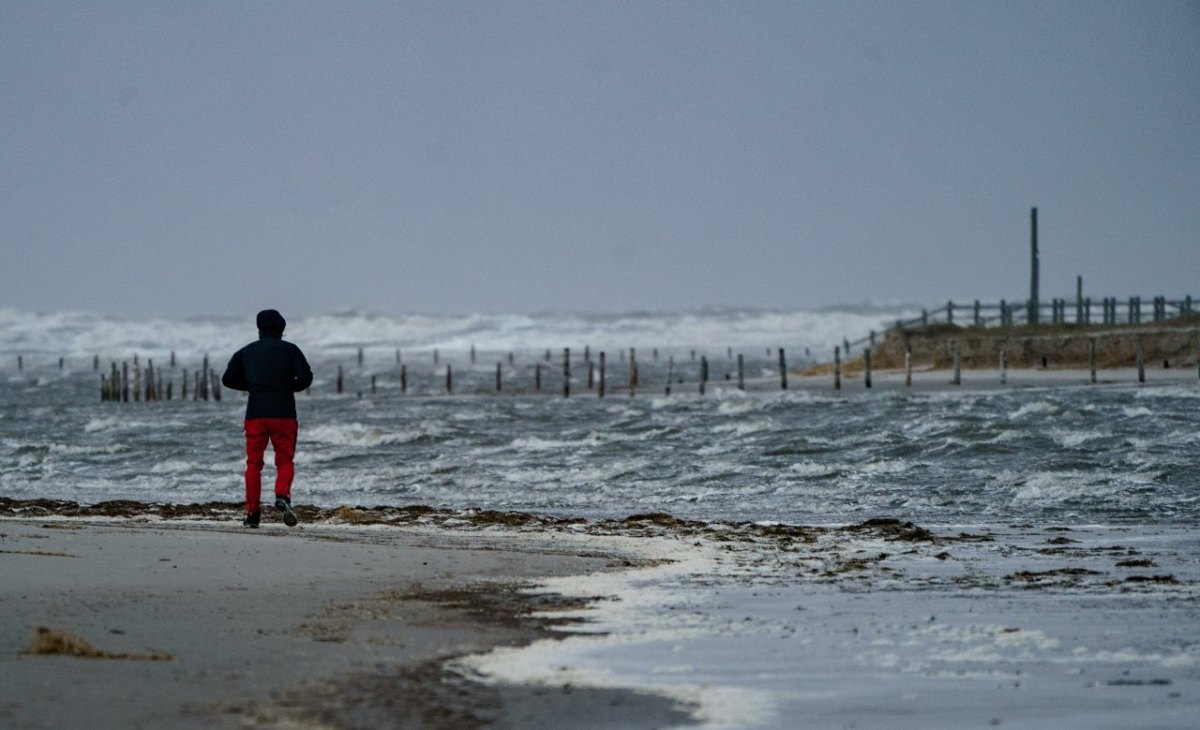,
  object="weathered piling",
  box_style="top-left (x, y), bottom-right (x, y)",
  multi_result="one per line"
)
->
top-left (778, 348), bottom-right (788, 390)
top-left (905, 348), bottom-right (912, 387)
top-left (587, 360), bottom-right (594, 390)
top-left (864, 348), bottom-right (872, 388)
top-left (1136, 338), bottom-right (1145, 383)
top-left (134, 363), bottom-right (141, 402)
top-left (446, 364), bottom-right (453, 395)
top-left (563, 348), bottom-right (570, 398)
top-left (952, 346), bottom-right (961, 386)
top-left (598, 352), bottom-right (606, 398)
top-left (122, 362), bottom-right (130, 402)
top-left (200, 355), bottom-right (209, 400)
top-left (737, 354), bottom-right (745, 391)
top-left (357, 347), bottom-right (364, 367)
top-left (1088, 338), bottom-right (1097, 384)
top-left (337, 365), bottom-right (344, 394)
top-left (181, 369), bottom-right (189, 401)
top-left (699, 356), bottom-right (708, 396)
top-left (400, 365), bottom-right (407, 393)
top-left (17, 355), bottom-right (22, 371)
top-left (170, 351), bottom-right (176, 368)
top-left (535, 362), bottom-right (541, 392)
top-left (666, 356), bottom-right (675, 396)
top-left (496, 363), bottom-right (502, 392)
top-left (834, 347), bottom-right (841, 390)
top-left (210, 370), bottom-right (221, 401)
top-left (94, 355), bottom-right (99, 371)
top-left (629, 349), bottom-right (637, 397)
